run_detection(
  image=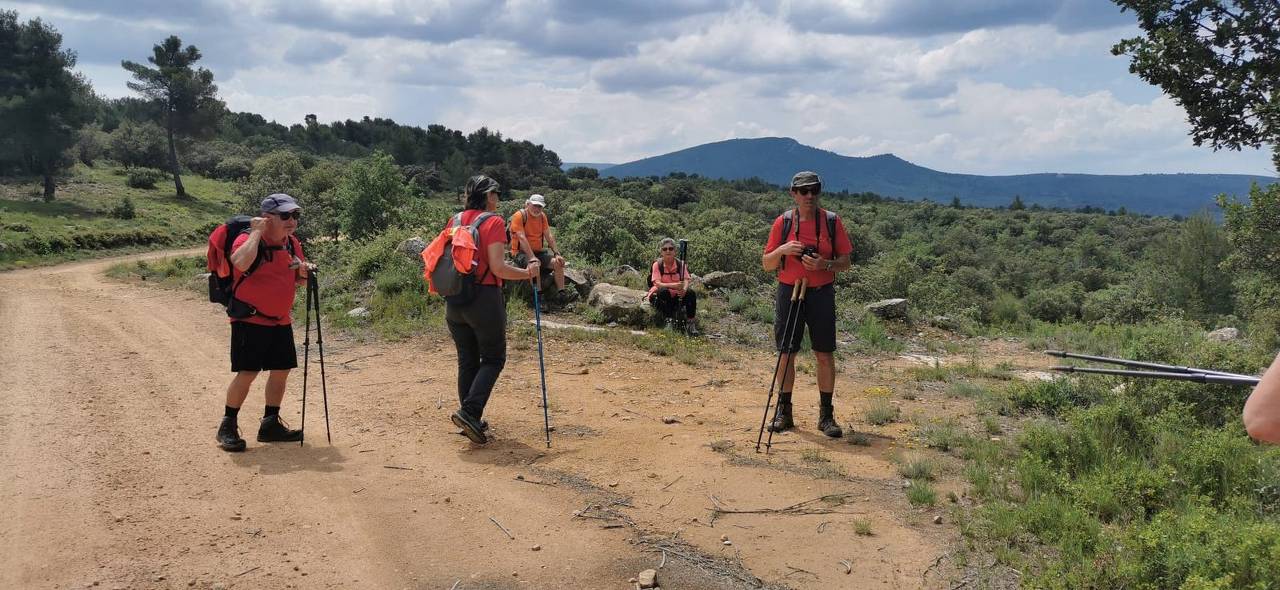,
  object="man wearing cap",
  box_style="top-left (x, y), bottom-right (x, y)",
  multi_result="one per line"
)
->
top-left (215, 193), bottom-right (314, 452)
top-left (761, 171), bottom-right (854, 438)
top-left (509, 194), bottom-right (572, 305)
